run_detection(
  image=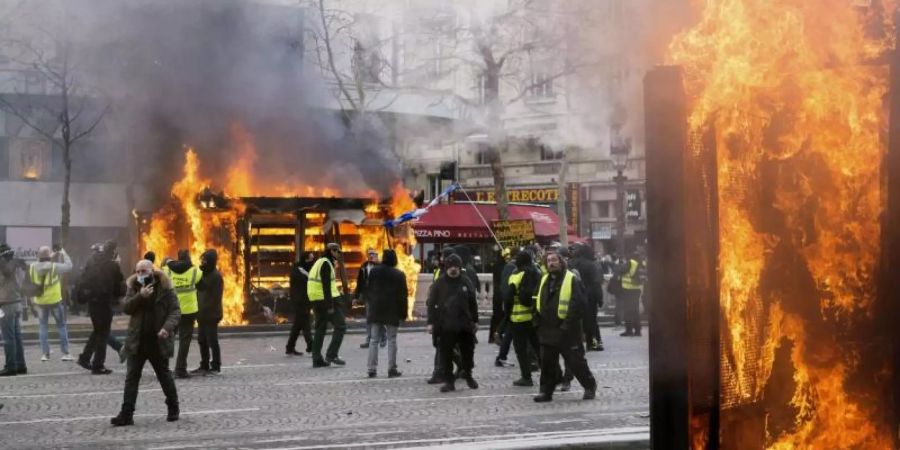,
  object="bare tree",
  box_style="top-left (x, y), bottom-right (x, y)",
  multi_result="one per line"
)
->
top-left (0, 32), bottom-right (109, 246)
